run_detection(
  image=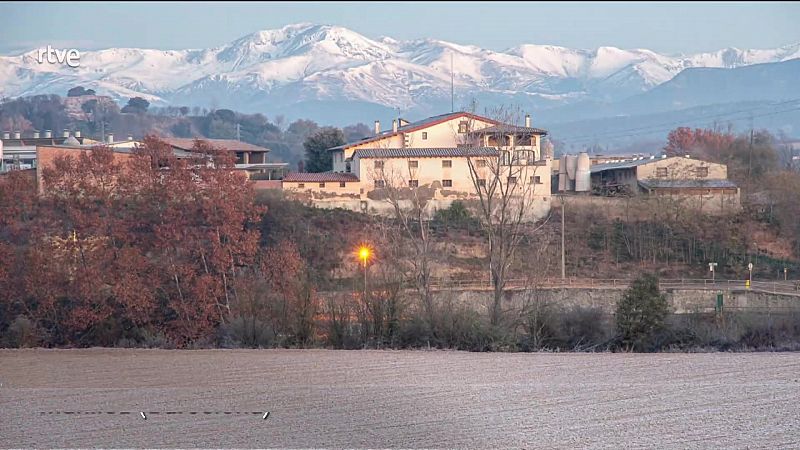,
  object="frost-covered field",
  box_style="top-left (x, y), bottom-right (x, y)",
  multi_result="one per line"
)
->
top-left (1, 349), bottom-right (798, 448)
